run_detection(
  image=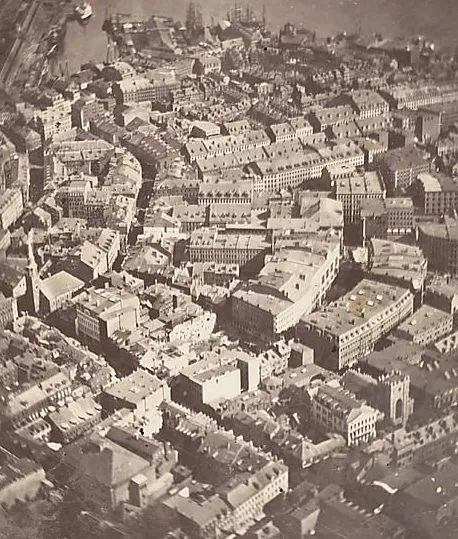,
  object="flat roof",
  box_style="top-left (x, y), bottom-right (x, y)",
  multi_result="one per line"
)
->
top-left (103, 369), bottom-right (165, 404)
top-left (335, 171), bottom-right (385, 196)
top-left (396, 304), bottom-right (451, 337)
top-left (302, 279), bottom-right (412, 336)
